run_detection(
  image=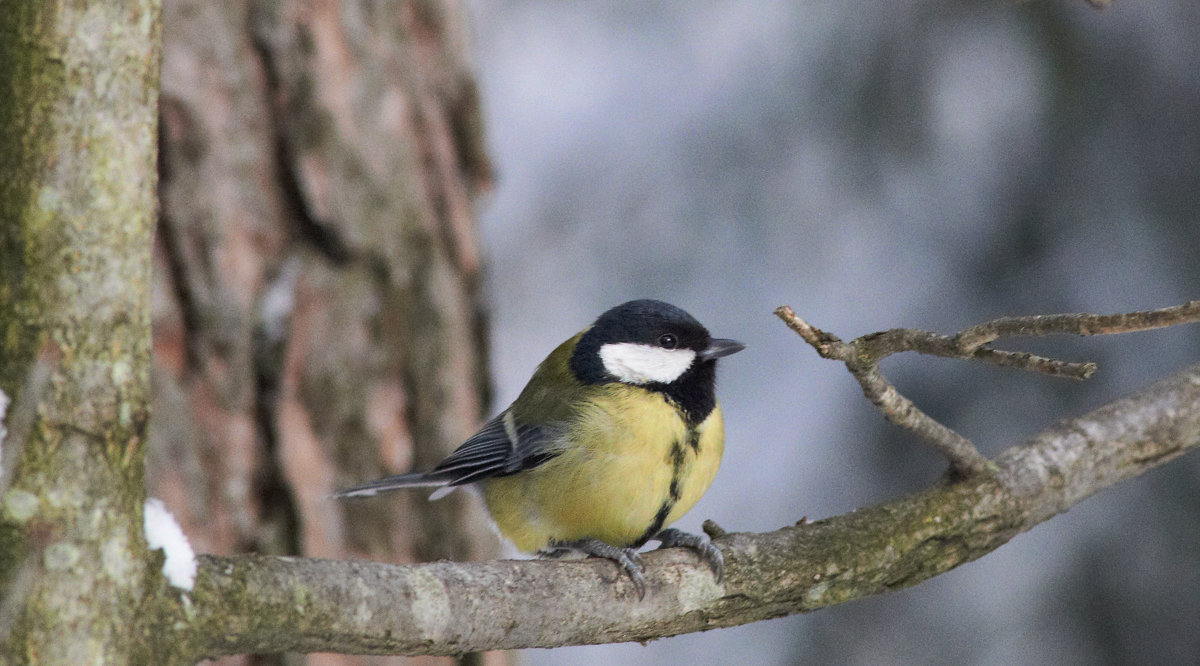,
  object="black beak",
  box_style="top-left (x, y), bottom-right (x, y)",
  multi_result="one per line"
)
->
top-left (698, 338), bottom-right (745, 361)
